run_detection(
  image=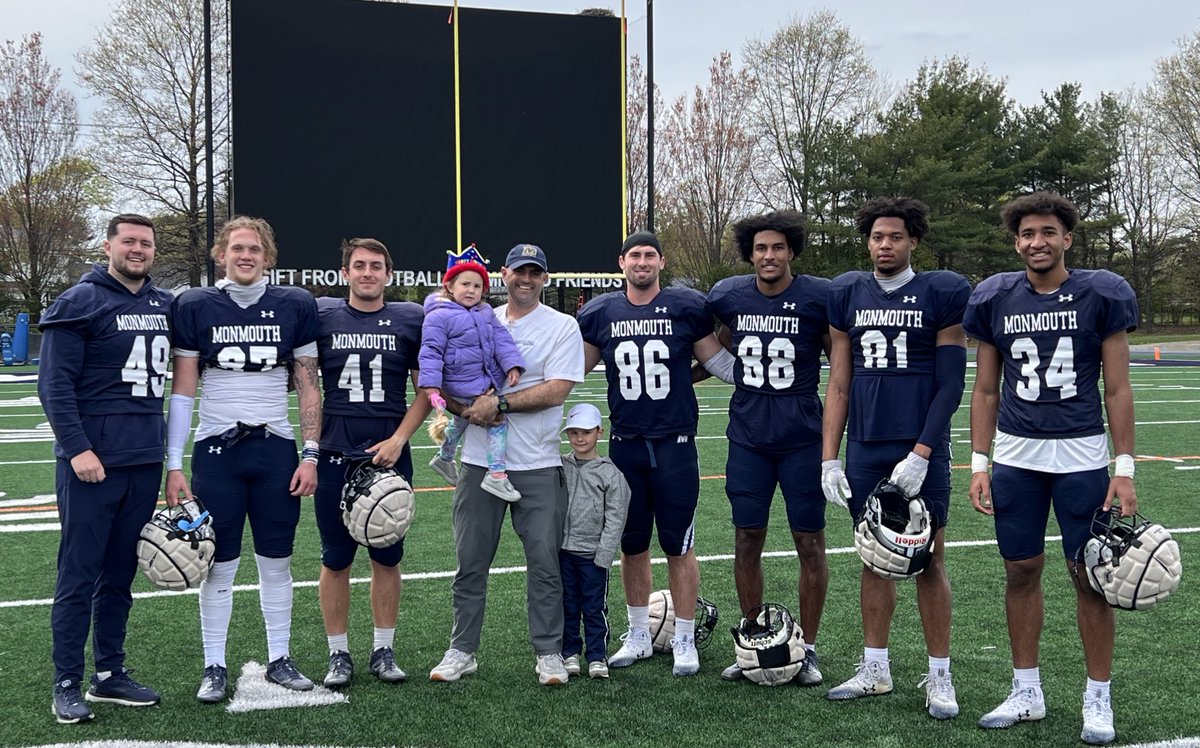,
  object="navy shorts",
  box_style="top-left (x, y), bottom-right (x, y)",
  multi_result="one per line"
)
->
top-left (609, 434), bottom-right (699, 556)
top-left (846, 438), bottom-right (951, 529)
top-left (314, 448), bottom-right (412, 570)
top-left (991, 463), bottom-right (1111, 561)
top-left (726, 440), bottom-right (824, 533)
top-left (192, 431), bottom-right (301, 562)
